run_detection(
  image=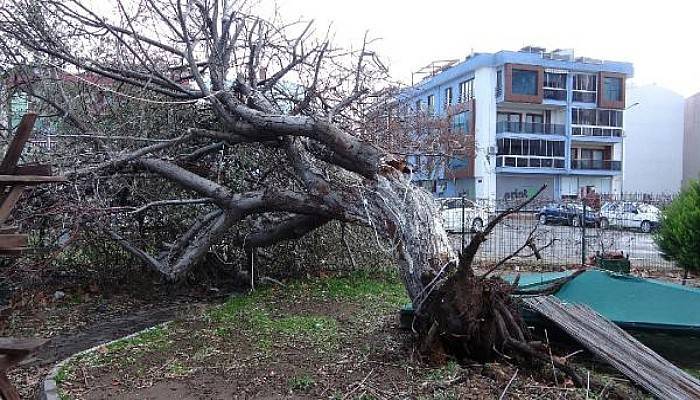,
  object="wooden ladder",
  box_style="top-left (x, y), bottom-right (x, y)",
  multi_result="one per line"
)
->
top-left (0, 113), bottom-right (65, 254)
